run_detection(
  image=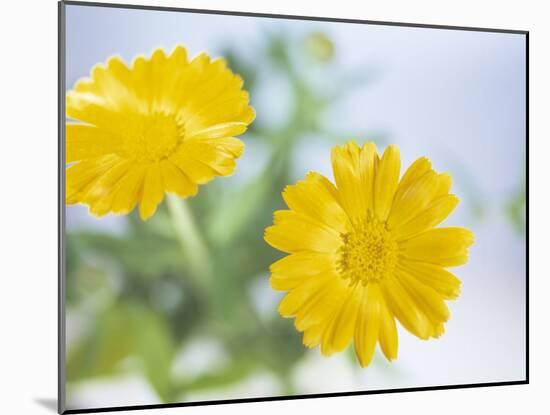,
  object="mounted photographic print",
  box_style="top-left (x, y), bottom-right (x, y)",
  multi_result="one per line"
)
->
top-left (59, 1), bottom-right (528, 413)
